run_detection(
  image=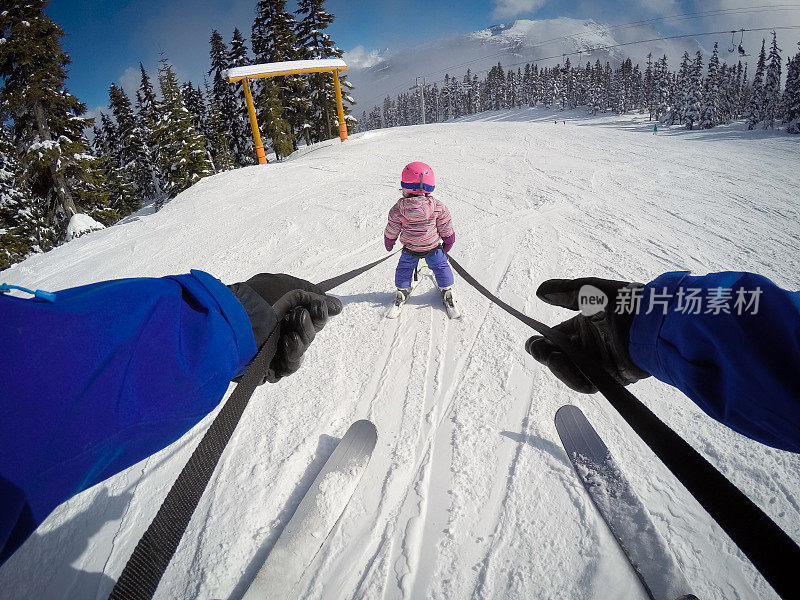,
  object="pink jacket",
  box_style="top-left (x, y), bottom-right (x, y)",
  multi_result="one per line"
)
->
top-left (384, 194), bottom-right (454, 252)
